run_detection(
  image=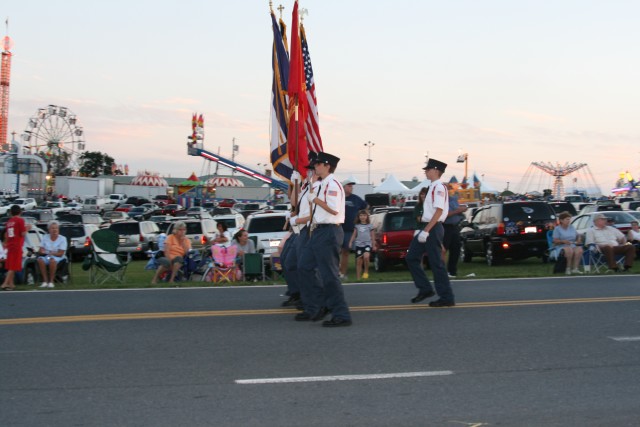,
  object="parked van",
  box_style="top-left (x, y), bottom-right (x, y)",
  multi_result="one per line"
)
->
top-left (104, 193), bottom-right (127, 210)
top-left (82, 196), bottom-right (108, 214)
